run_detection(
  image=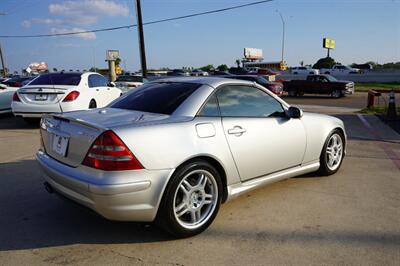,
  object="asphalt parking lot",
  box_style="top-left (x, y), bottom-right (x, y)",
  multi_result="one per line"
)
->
top-left (0, 94), bottom-right (399, 265)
